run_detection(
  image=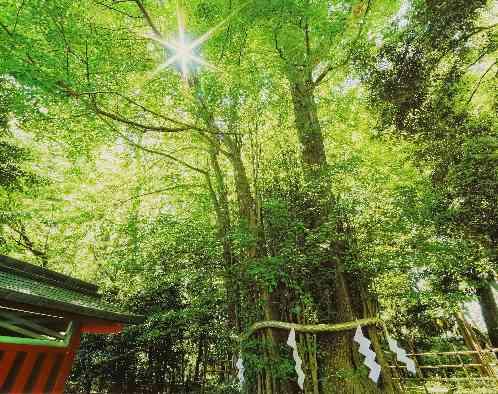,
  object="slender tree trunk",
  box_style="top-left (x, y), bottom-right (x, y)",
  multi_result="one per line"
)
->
top-left (196, 91), bottom-right (280, 390)
top-left (200, 341), bottom-right (208, 394)
top-left (207, 149), bottom-right (242, 332)
top-left (225, 141), bottom-right (258, 236)
top-left (193, 336), bottom-right (204, 383)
